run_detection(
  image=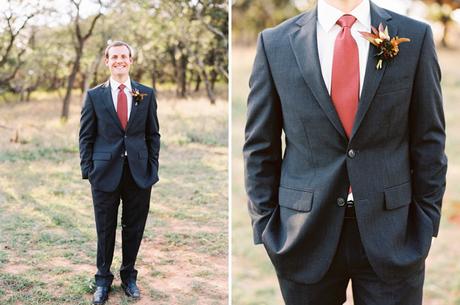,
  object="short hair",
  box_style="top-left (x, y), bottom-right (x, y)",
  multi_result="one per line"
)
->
top-left (104, 40), bottom-right (134, 59)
